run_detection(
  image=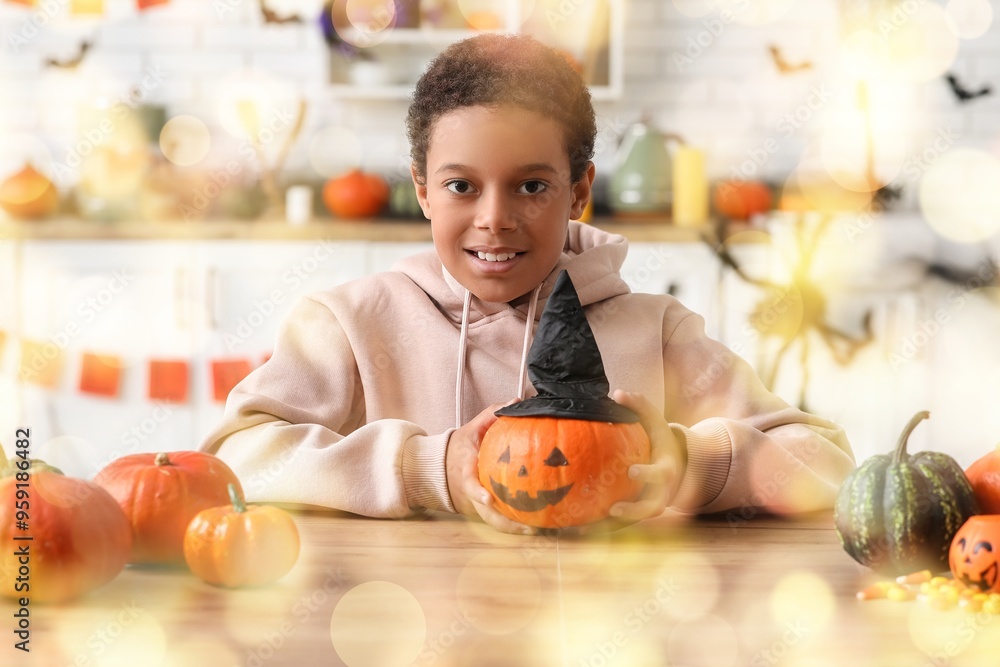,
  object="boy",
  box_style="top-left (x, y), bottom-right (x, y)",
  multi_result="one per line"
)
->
top-left (200, 34), bottom-right (855, 534)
